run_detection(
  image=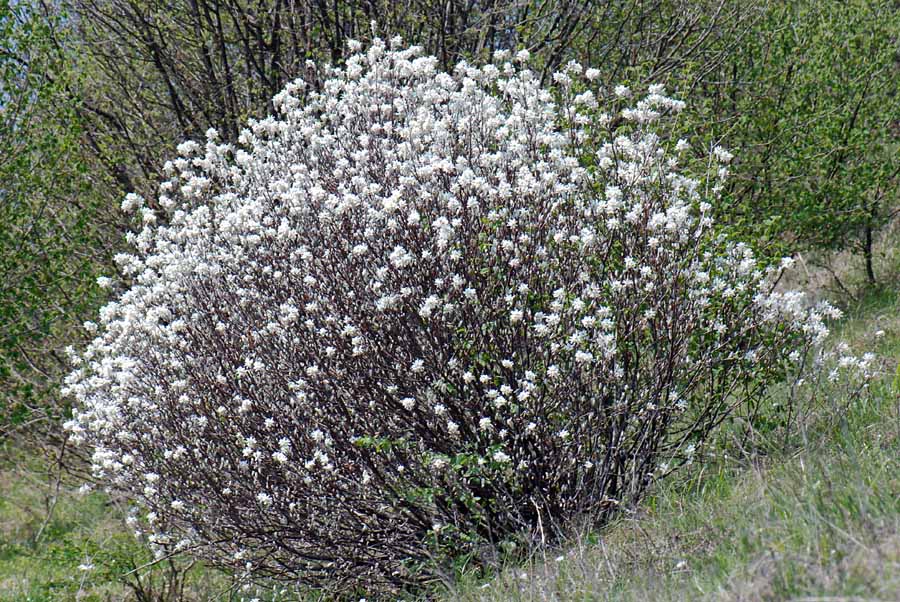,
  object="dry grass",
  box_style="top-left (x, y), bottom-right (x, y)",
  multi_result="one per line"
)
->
top-left (440, 389), bottom-right (899, 601)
